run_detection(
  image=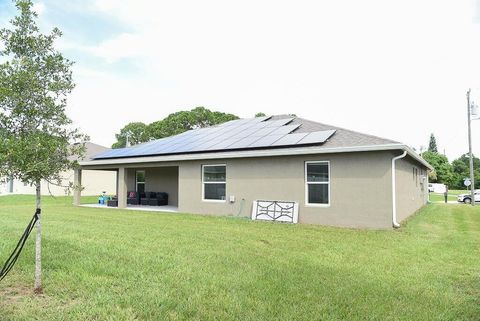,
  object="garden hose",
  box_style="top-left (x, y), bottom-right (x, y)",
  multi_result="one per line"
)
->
top-left (234, 198), bottom-right (245, 216)
top-left (0, 209), bottom-right (40, 282)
